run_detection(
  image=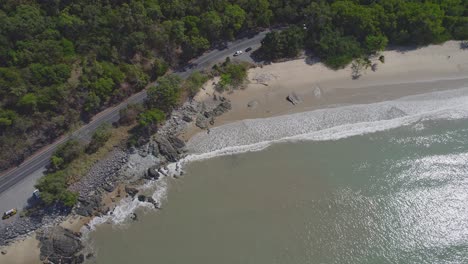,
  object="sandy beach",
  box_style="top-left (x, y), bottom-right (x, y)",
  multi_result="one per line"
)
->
top-left (2, 40), bottom-right (467, 262)
top-left (0, 235), bottom-right (41, 264)
top-left (182, 41), bottom-right (468, 139)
